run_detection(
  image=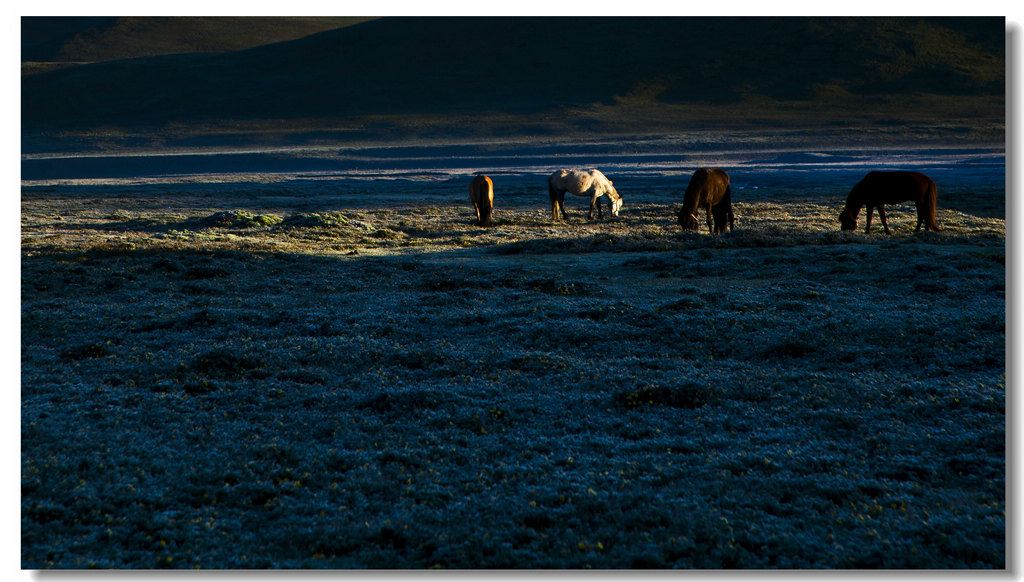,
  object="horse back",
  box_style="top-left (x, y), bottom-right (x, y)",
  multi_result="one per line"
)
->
top-left (551, 169), bottom-right (608, 196)
top-left (548, 169), bottom-right (572, 190)
top-left (470, 175), bottom-right (493, 204)
top-left (858, 171), bottom-right (933, 205)
top-left (586, 169), bottom-right (616, 198)
top-left (685, 167), bottom-right (730, 206)
top-left (907, 171), bottom-right (936, 197)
